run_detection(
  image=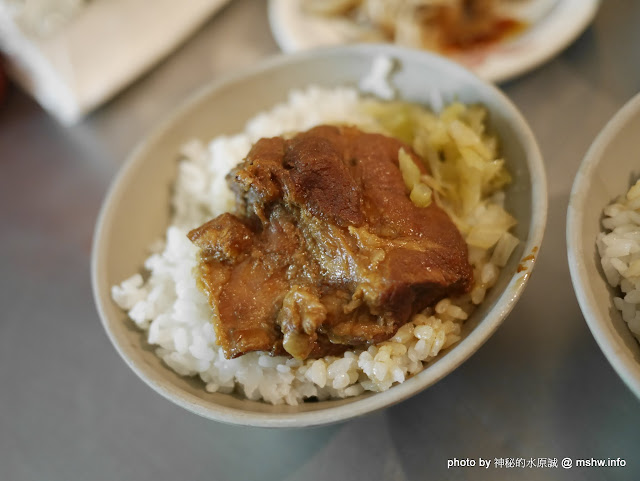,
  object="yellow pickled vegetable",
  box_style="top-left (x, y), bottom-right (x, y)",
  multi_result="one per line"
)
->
top-left (410, 182), bottom-right (433, 207)
top-left (398, 148), bottom-right (421, 190)
top-left (357, 96), bottom-right (516, 256)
